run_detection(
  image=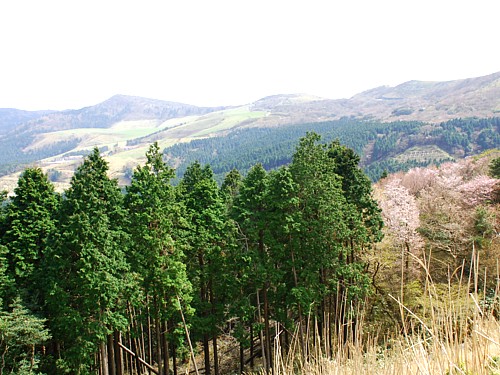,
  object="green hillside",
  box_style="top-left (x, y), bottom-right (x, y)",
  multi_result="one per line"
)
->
top-left (164, 117), bottom-right (500, 182)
